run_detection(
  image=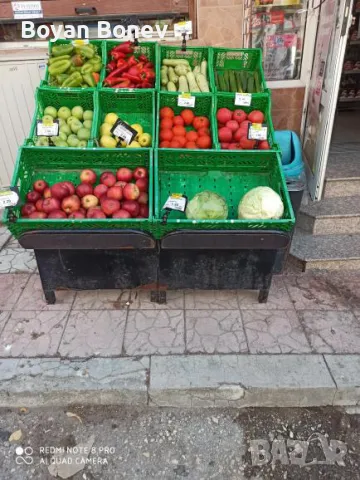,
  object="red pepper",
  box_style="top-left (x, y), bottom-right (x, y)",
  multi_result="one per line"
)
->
top-left (144, 62), bottom-right (154, 69)
top-left (107, 60), bottom-right (117, 72)
top-left (105, 76), bottom-right (128, 87)
top-left (111, 51), bottom-right (126, 61)
top-left (138, 54), bottom-right (149, 63)
top-left (112, 80), bottom-right (131, 88)
top-left (105, 64), bottom-right (129, 81)
top-left (92, 72), bottom-right (100, 84)
top-left (141, 68), bottom-right (155, 81)
top-left (111, 41), bottom-right (134, 54)
top-left (140, 81), bottom-right (152, 89)
top-left (116, 58), bottom-right (127, 68)
top-left (128, 65), bottom-right (143, 76)
top-left (127, 55), bottom-right (138, 67)
top-left (122, 72), bottom-right (141, 84)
